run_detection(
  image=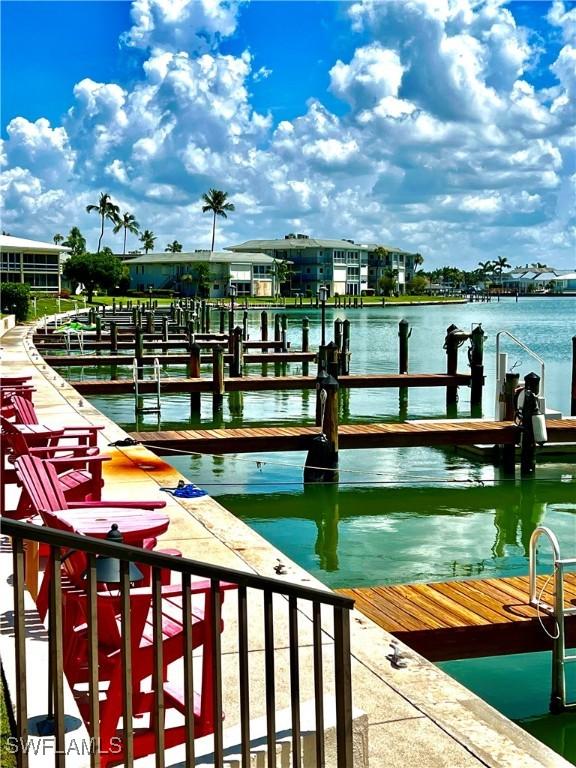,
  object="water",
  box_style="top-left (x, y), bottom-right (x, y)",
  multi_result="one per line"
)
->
top-left (58, 297), bottom-right (576, 761)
